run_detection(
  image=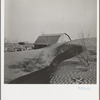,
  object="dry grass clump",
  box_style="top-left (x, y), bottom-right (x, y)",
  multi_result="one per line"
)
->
top-left (9, 51), bottom-right (46, 72)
